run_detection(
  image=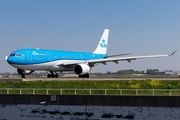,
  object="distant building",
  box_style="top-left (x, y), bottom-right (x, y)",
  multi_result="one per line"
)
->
top-left (171, 70), bottom-right (180, 75)
top-left (141, 71), bottom-right (146, 74)
top-left (152, 70), bottom-right (177, 75)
